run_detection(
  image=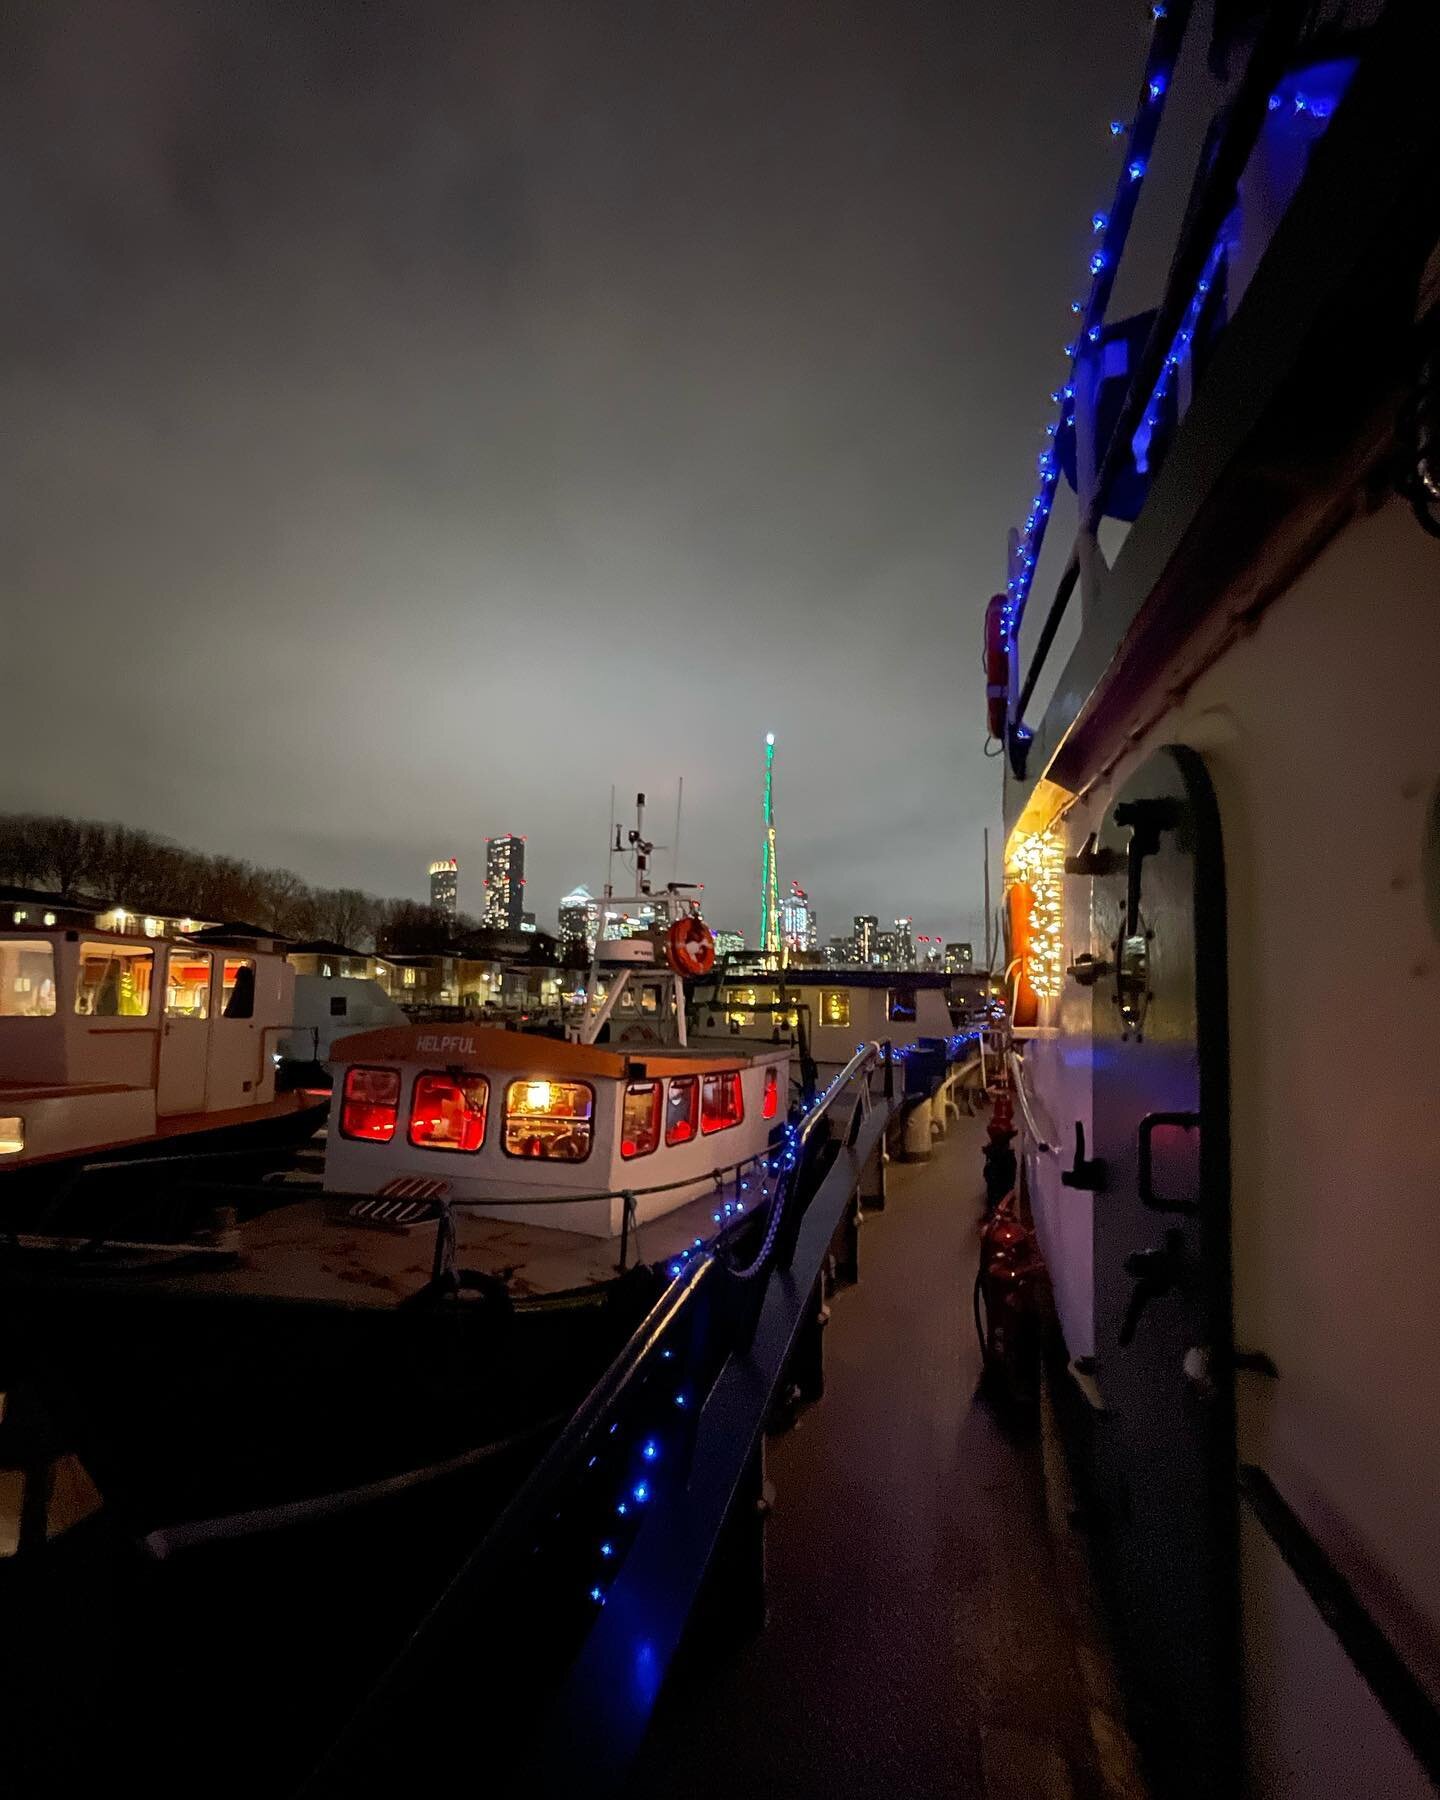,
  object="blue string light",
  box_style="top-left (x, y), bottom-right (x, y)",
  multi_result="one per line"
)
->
top-left (641, 1439), bottom-right (659, 1462)
top-left (1130, 218), bottom-right (1233, 474)
top-left (998, 6), bottom-right (1173, 671)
